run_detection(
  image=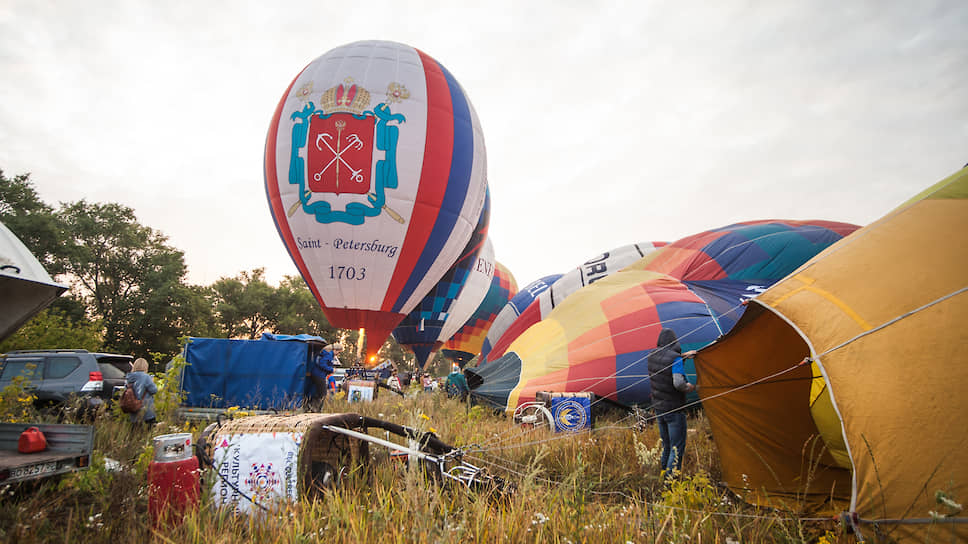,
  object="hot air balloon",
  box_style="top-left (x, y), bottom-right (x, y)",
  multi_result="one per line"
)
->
top-left (442, 261), bottom-right (517, 367)
top-left (695, 169), bottom-right (967, 543)
top-left (391, 190), bottom-right (490, 367)
top-left (264, 41), bottom-right (488, 361)
top-left (479, 274), bottom-right (562, 362)
top-left (468, 220), bottom-right (859, 413)
top-left (482, 242), bottom-right (666, 364)
top-left (436, 238), bottom-right (495, 348)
